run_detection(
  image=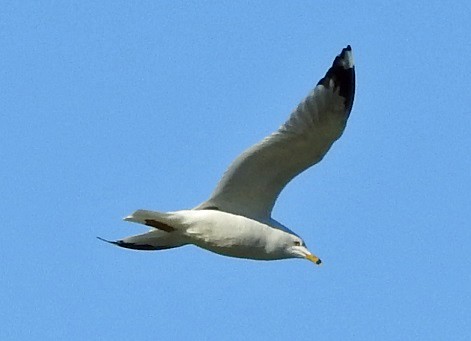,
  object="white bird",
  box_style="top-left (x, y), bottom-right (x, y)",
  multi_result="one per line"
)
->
top-left (99, 46), bottom-right (355, 265)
